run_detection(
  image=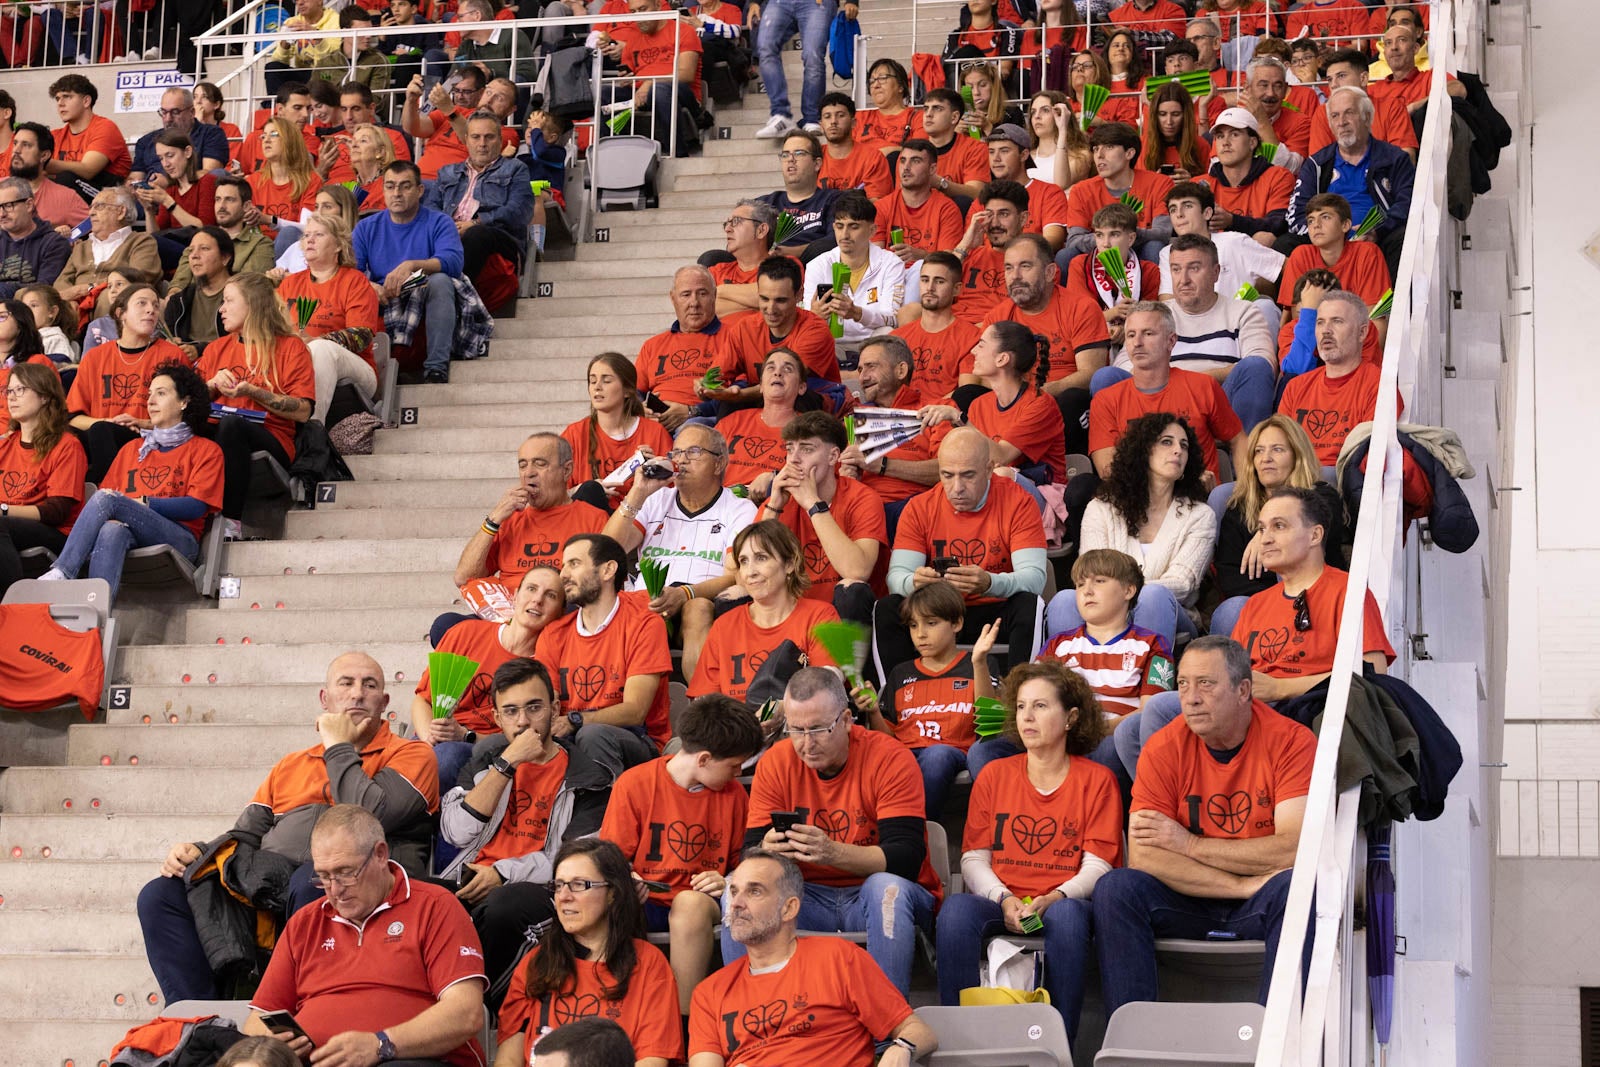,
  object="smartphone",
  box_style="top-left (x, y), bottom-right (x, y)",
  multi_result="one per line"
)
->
top-left (770, 810), bottom-right (803, 834)
top-left (639, 877), bottom-right (671, 893)
top-left (930, 555), bottom-right (959, 576)
top-left (258, 1010), bottom-right (313, 1045)
top-left (1158, 164), bottom-right (1176, 176)
top-left (814, 283), bottom-right (833, 302)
